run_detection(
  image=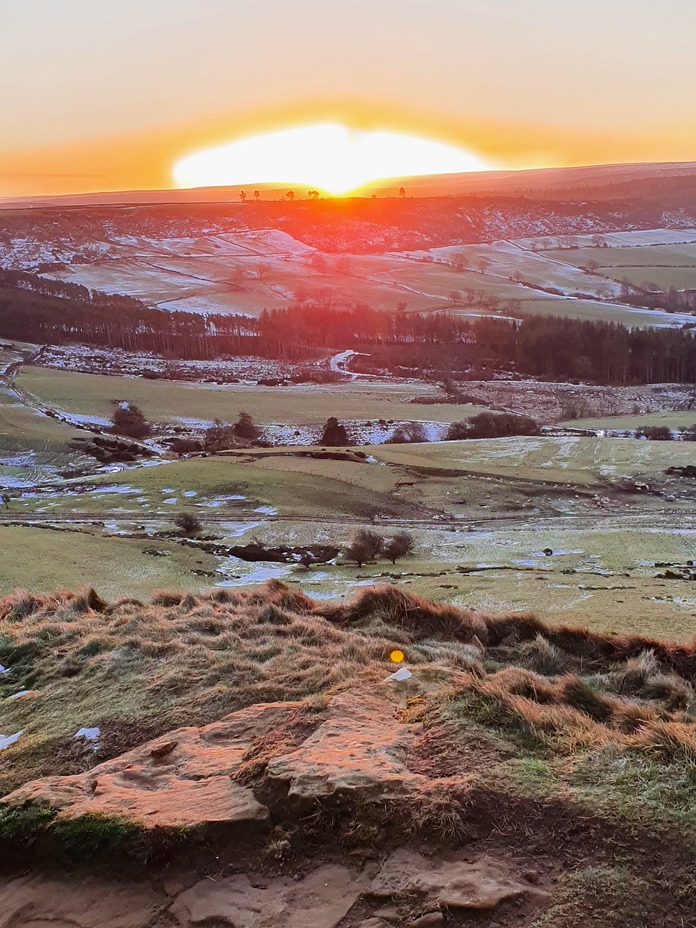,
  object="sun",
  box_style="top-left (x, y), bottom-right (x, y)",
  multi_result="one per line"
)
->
top-left (173, 124), bottom-right (491, 195)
